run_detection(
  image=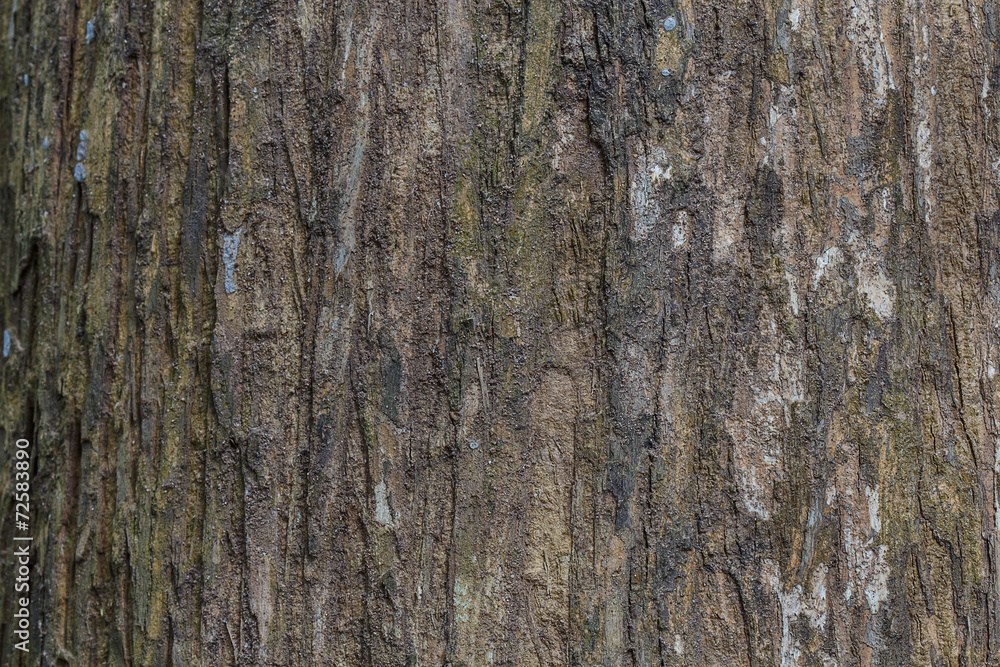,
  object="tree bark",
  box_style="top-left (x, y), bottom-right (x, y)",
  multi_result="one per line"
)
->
top-left (2, 0), bottom-right (1000, 664)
